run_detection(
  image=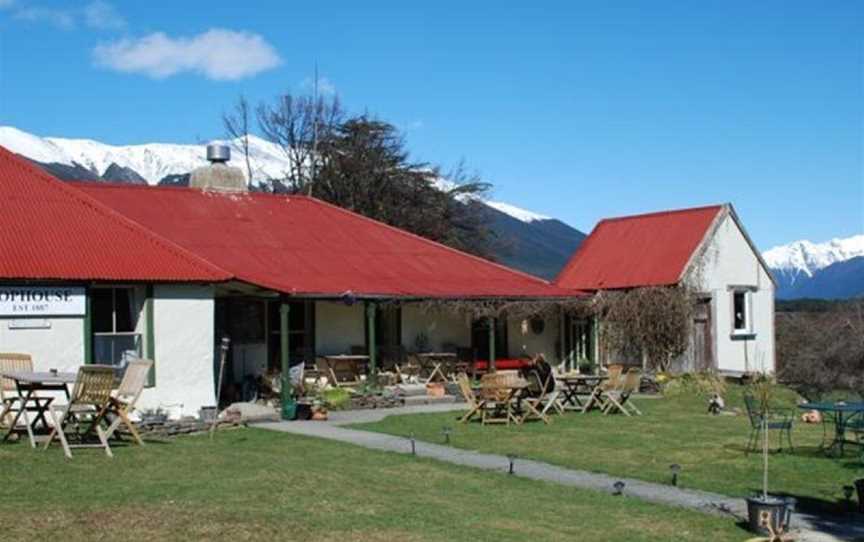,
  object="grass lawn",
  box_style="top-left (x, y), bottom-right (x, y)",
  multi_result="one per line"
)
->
top-left (0, 428), bottom-right (750, 542)
top-left (352, 385), bottom-right (864, 516)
